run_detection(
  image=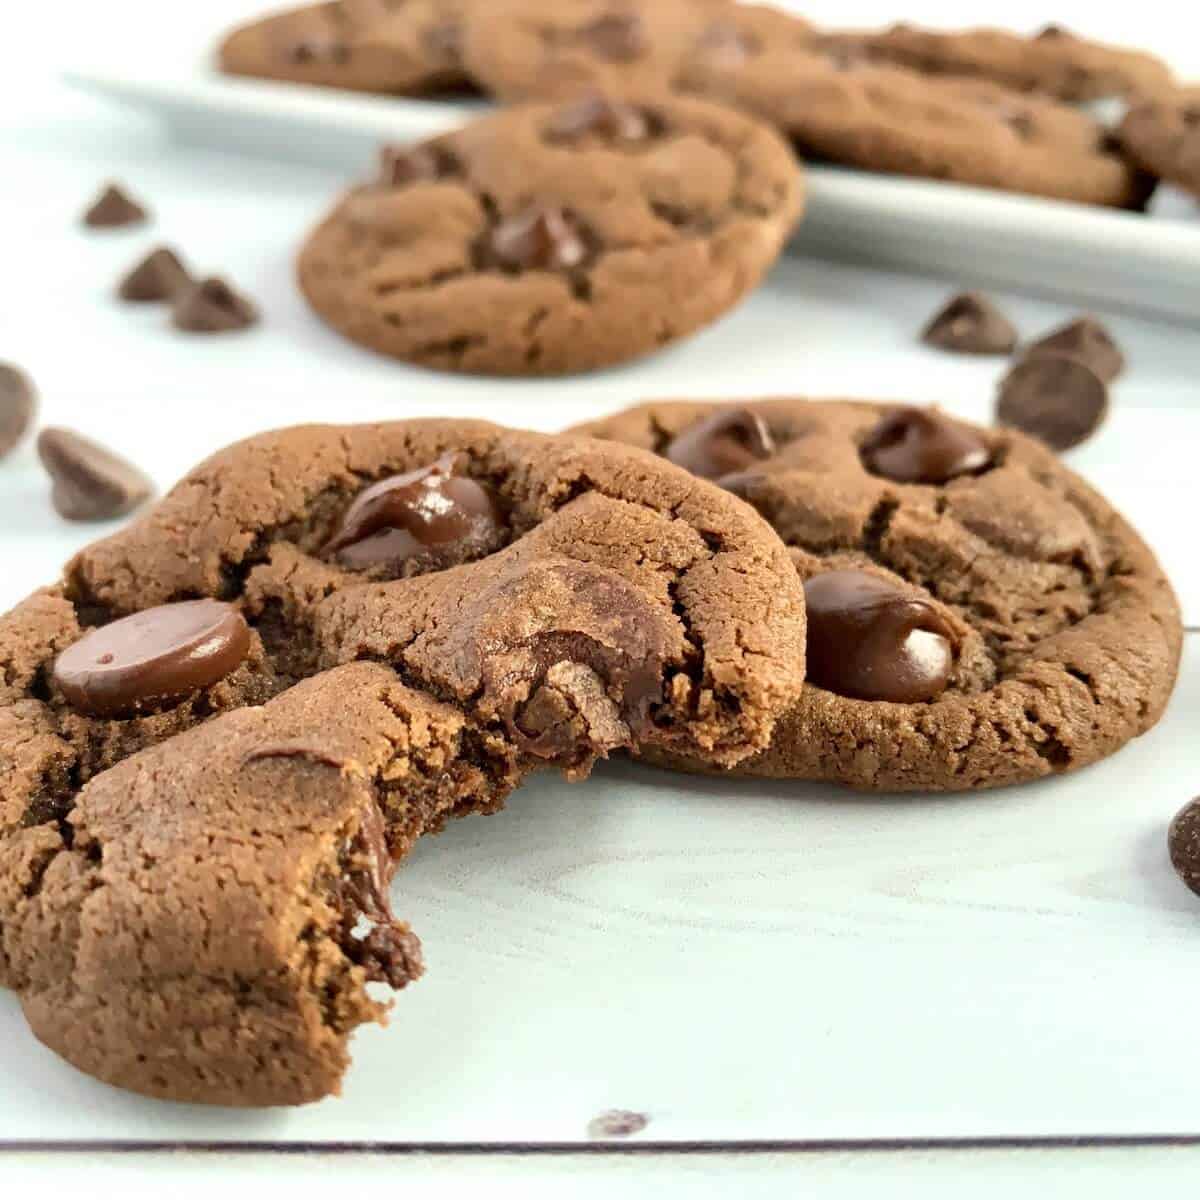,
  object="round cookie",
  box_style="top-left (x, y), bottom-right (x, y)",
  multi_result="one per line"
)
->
top-left (571, 399), bottom-right (1183, 793)
top-left (297, 92), bottom-right (802, 375)
top-left (218, 0), bottom-right (480, 95)
top-left (678, 7), bottom-right (1152, 209)
top-left (839, 22), bottom-right (1173, 103)
top-left (1120, 85), bottom-right (1200, 198)
top-left (459, 0), bottom-right (719, 101)
top-left (0, 420), bottom-right (806, 1105)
